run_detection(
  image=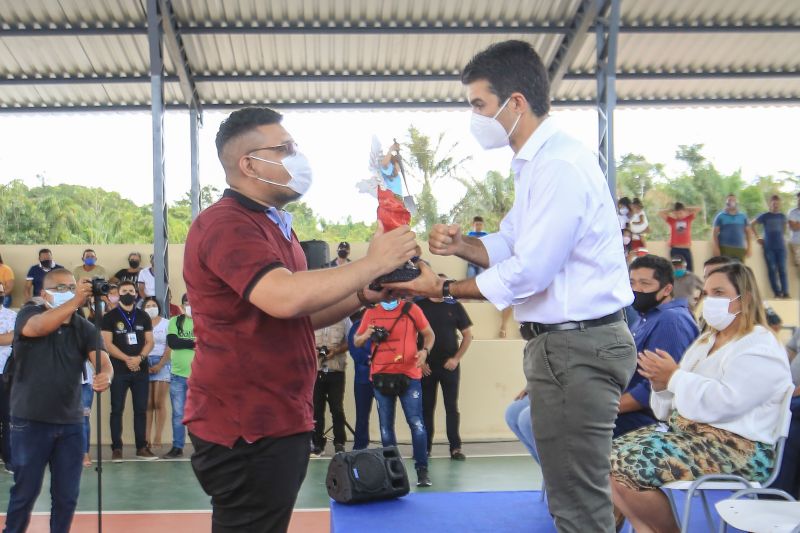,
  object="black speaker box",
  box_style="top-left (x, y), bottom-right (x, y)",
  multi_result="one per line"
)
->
top-left (300, 240), bottom-right (330, 270)
top-left (326, 446), bottom-right (410, 504)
